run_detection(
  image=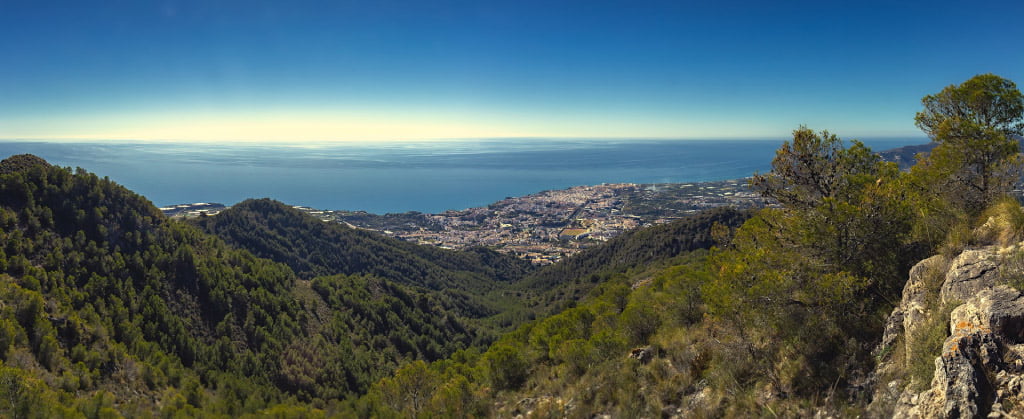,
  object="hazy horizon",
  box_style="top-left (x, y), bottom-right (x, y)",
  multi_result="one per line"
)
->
top-left (0, 134), bottom-right (932, 145)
